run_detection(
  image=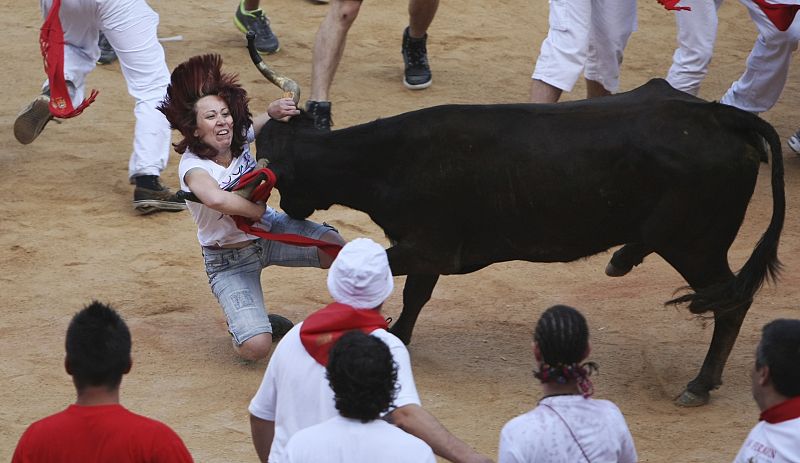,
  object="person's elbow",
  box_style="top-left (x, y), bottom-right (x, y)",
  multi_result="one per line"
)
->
top-left (386, 403), bottom-right (421, 431)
